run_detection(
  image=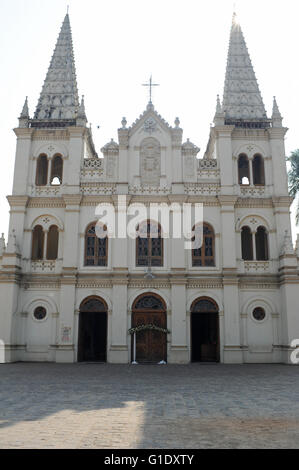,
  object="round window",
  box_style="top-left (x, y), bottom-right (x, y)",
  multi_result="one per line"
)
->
top-left (33, 306), bottom-right (47, 320)
top-left (252, 307), bottom-right (266, 321)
